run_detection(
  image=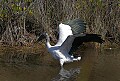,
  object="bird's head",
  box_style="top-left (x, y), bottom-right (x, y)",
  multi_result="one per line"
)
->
top-left (37, 32), bottom-right (47, 42)
top-left (37, 32), bottom-right (51, 42)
